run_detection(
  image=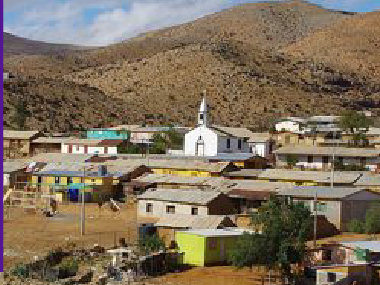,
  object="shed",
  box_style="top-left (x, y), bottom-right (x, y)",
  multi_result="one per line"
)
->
top-left (155, 215), bottom-right (236, 247)
top-left (175, 229), bottom-right (250, 266)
